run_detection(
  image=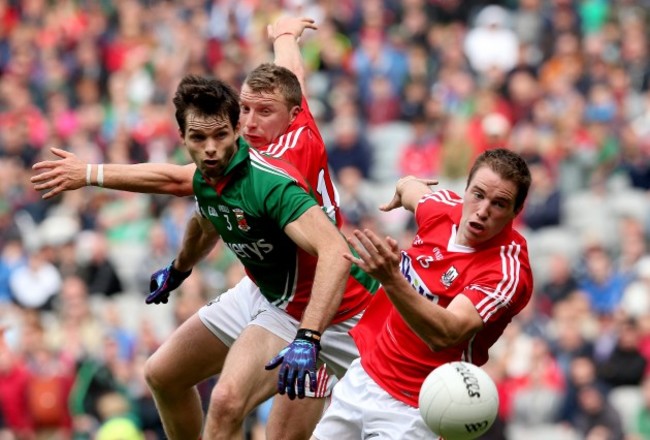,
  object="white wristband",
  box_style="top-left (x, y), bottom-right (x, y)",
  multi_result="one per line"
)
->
top-left (86, 164), bottom-right (92, 186)
top-left (97, 164), bottom-right (104, 187)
